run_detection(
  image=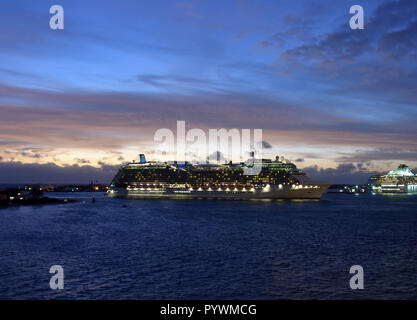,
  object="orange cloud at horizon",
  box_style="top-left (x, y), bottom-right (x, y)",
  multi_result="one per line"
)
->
top-left (1, 84), bottom-right (417, 172)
